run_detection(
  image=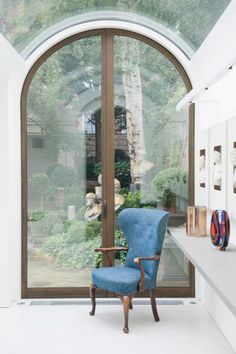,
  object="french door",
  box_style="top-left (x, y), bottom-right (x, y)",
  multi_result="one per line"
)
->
top-left (22, 29), bottom-right (194, 298)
